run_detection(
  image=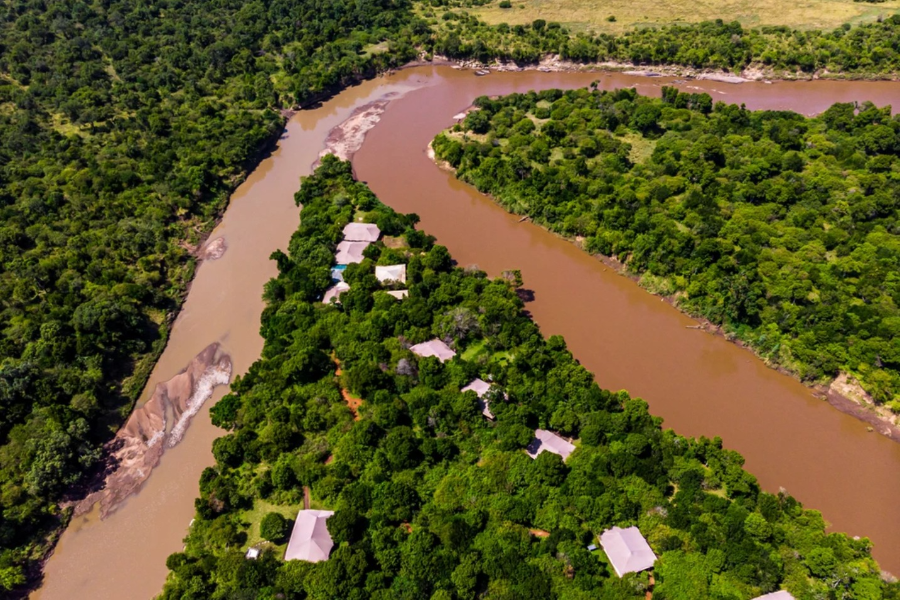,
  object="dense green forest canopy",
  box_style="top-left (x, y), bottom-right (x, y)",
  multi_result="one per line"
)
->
top-left (0, 0), bottom-right (423, 590)
top-left (5, 0), bottom-right (900, 591)
top-left (432, 88), bottom-right (900, 406)
top-left (426, 11), bottom-right (900, 76)
top-left (159, 157), bottom-right (895, 600)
